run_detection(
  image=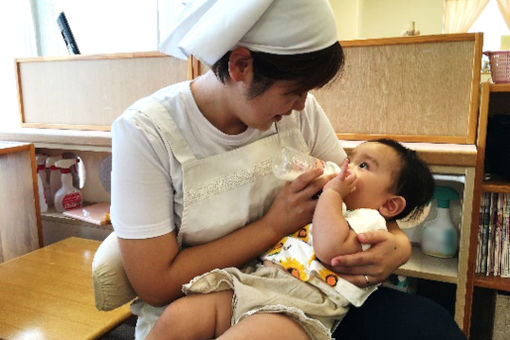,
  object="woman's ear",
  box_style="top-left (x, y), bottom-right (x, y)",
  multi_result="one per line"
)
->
top-left (379, 195), bottom-right (406, 219)
top-left (228, 47), bottom-right (253, 82)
